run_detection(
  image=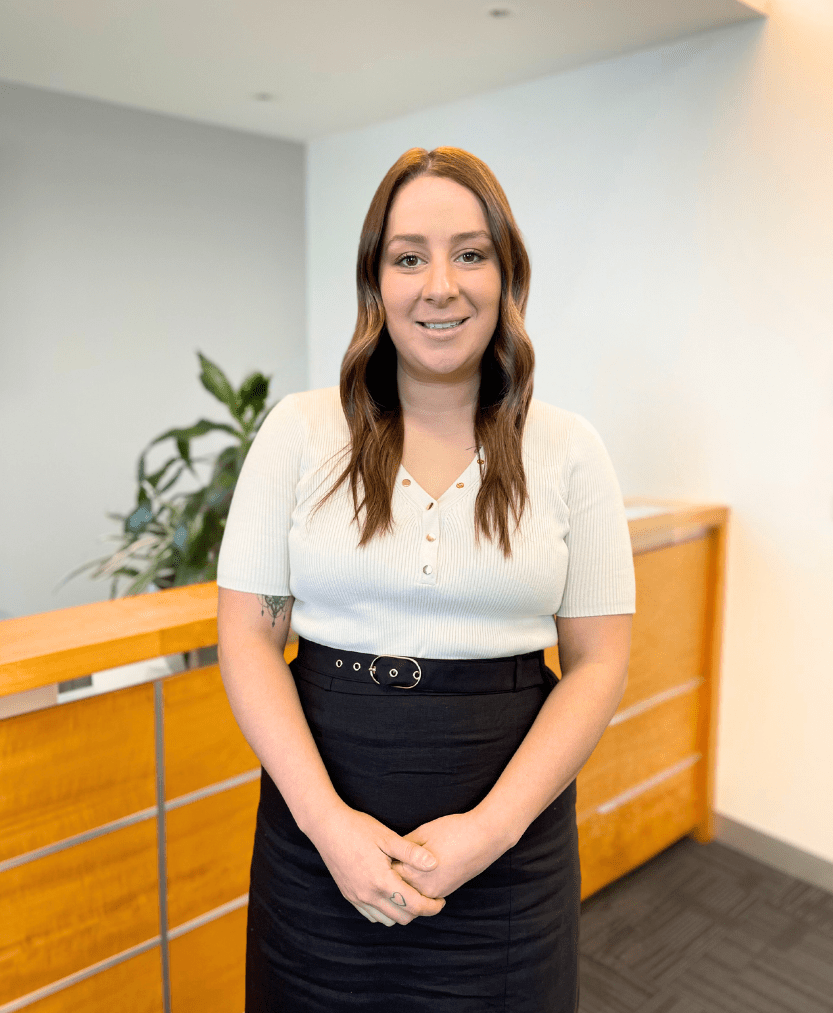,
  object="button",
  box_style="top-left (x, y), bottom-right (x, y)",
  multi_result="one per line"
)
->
top-left (456, 482), bottom-right (464, 488)
top-left (426, 503), bottom-right (433, 510)
top-left (426, 534), bottom-right (435, 541)
top-left (402, 479), bottom-right (411, 486)
top-left (477, 458), bottom-right (484, 465)
top-left (423, 565), bottom-right (433, 574)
